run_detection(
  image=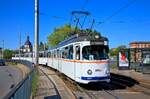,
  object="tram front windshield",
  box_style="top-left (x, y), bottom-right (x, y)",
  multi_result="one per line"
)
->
top-left (82, 45), bottom-right (109, 60)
